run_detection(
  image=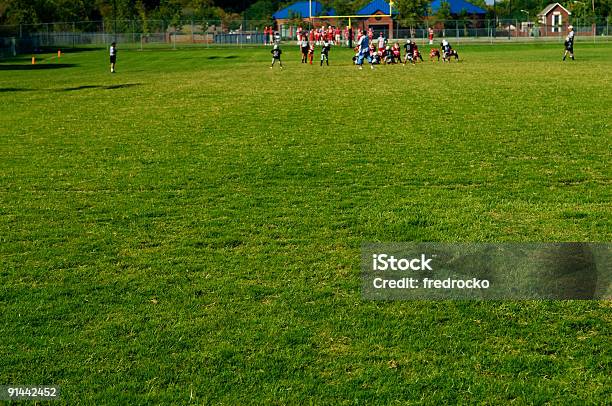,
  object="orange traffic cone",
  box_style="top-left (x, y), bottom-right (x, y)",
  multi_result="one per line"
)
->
top-left (31, 56), bottom-right (36, 64)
